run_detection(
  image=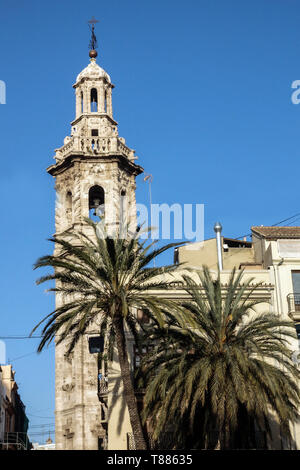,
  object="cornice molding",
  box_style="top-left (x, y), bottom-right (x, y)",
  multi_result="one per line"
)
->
top-left (47, 153), bottom-right (144, 177)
